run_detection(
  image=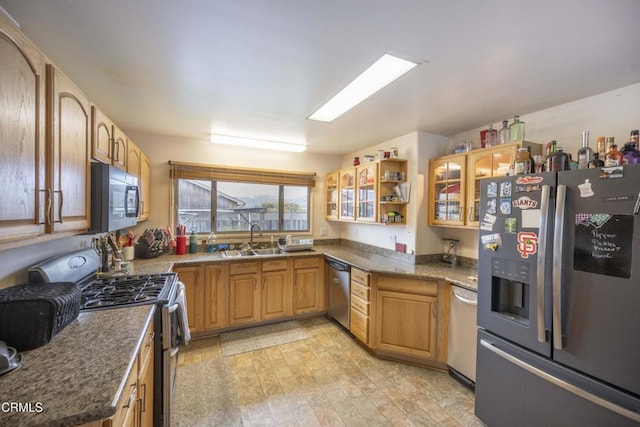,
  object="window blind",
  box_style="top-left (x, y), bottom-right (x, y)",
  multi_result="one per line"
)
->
top-left (168, 161), bottom-right (316, 187)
